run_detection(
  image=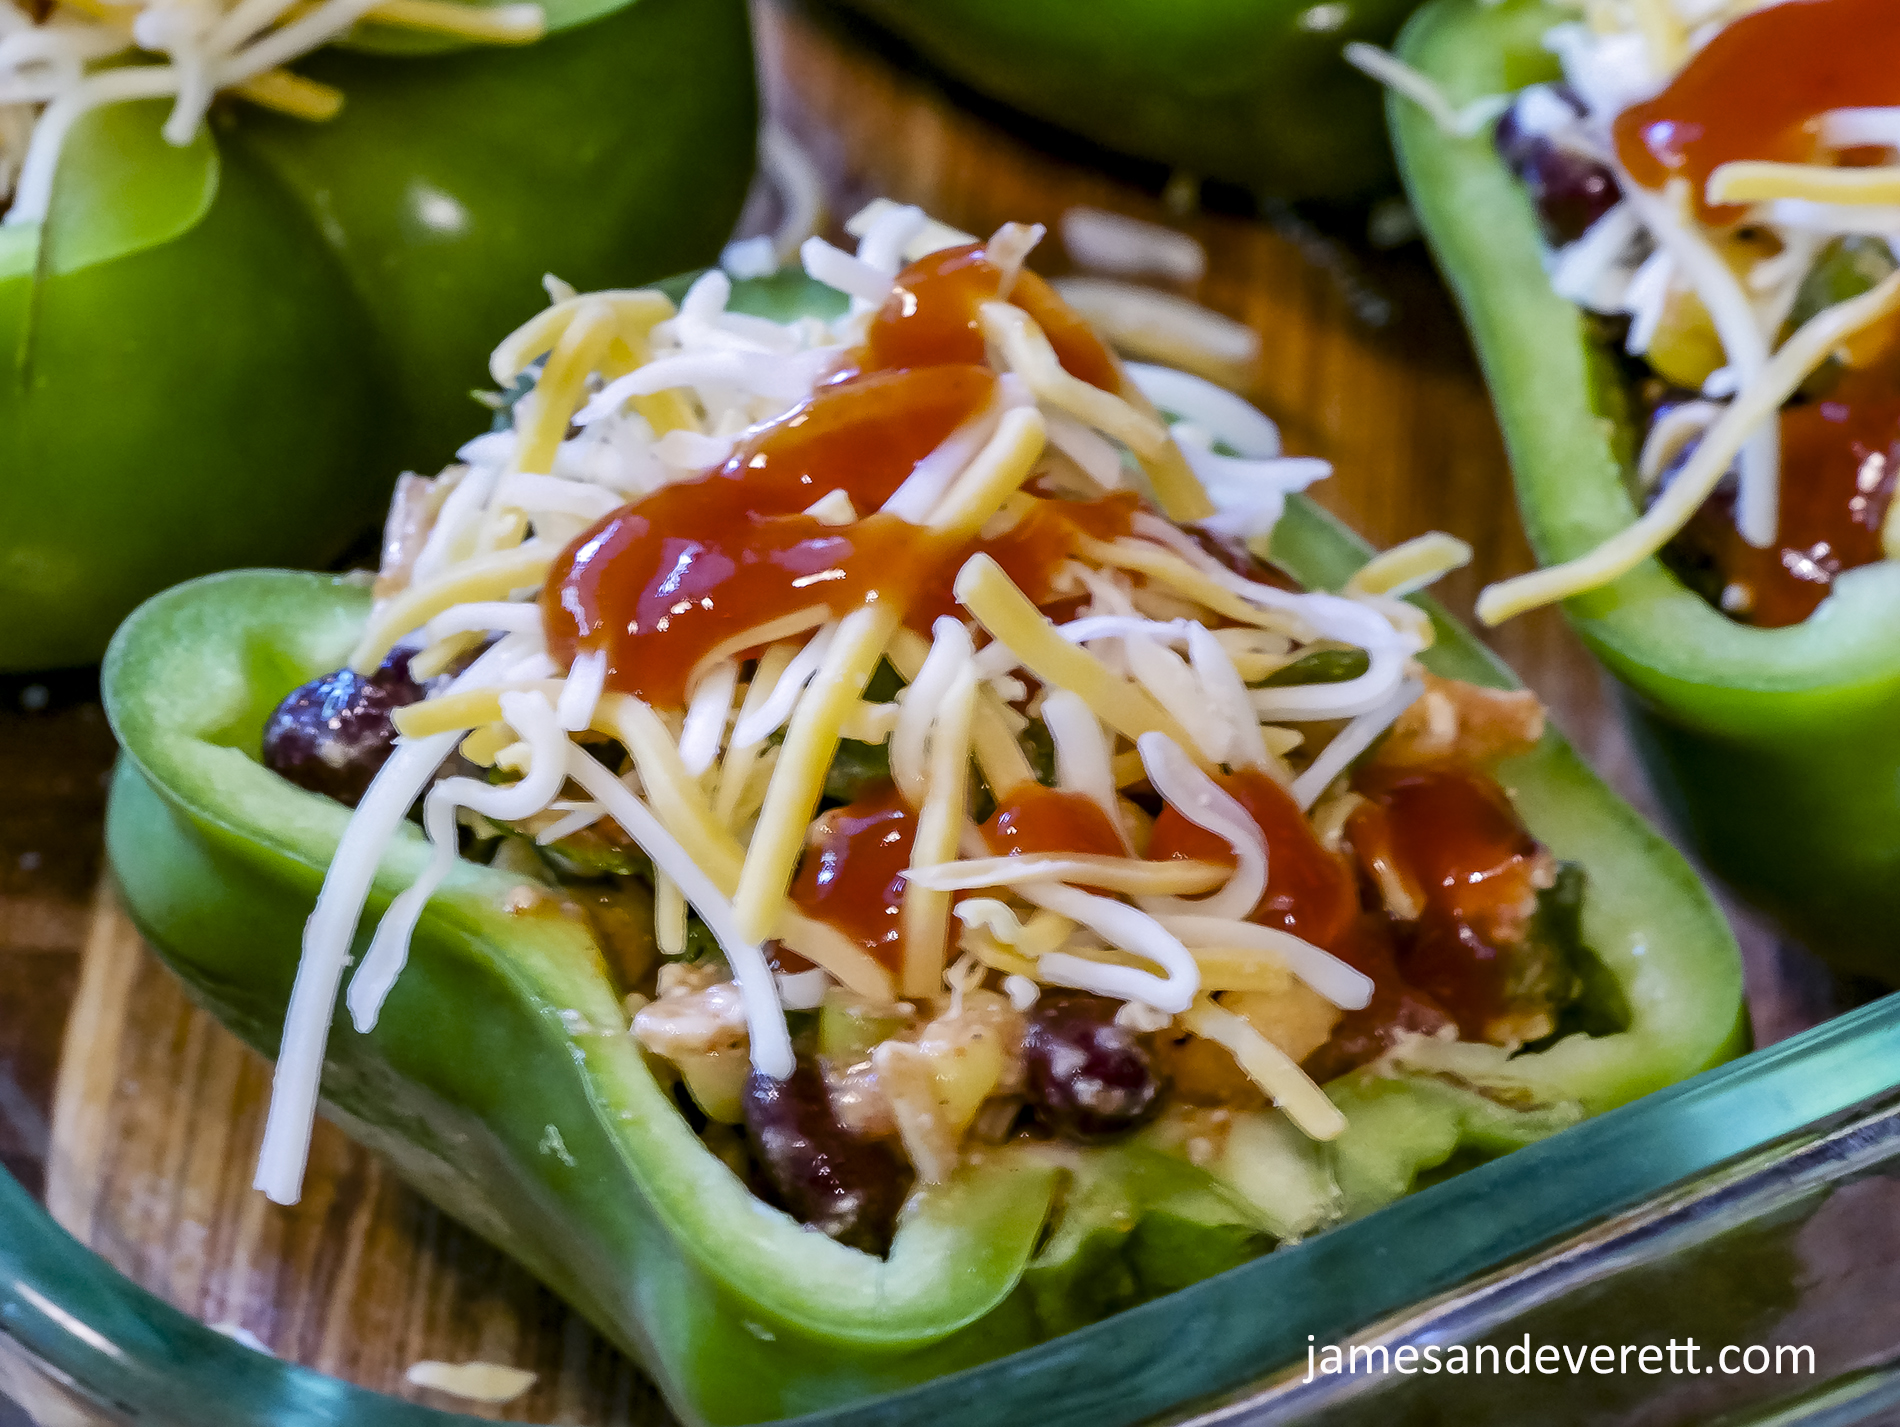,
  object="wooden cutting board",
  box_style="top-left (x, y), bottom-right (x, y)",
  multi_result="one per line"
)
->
top-left (21, 0), bottom-right (1822, 1418)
